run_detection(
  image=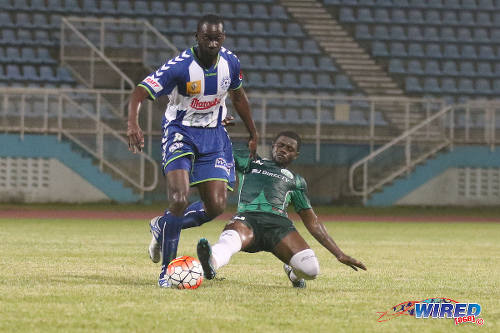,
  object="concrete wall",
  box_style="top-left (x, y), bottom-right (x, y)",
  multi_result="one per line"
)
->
top-left (0, 157), bottom-right (109, 203)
